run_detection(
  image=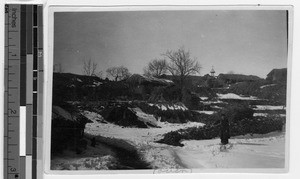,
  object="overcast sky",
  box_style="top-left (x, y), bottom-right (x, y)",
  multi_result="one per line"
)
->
top-left (54, 10), bottom-right (288, 78)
